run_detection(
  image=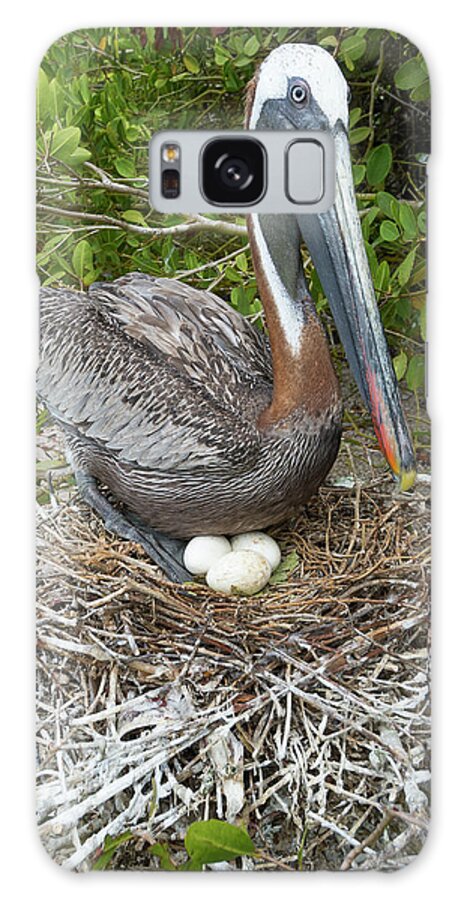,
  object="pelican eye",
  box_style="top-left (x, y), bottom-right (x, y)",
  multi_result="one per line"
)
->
top-left (289, 79), bottom-right (310, 107)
